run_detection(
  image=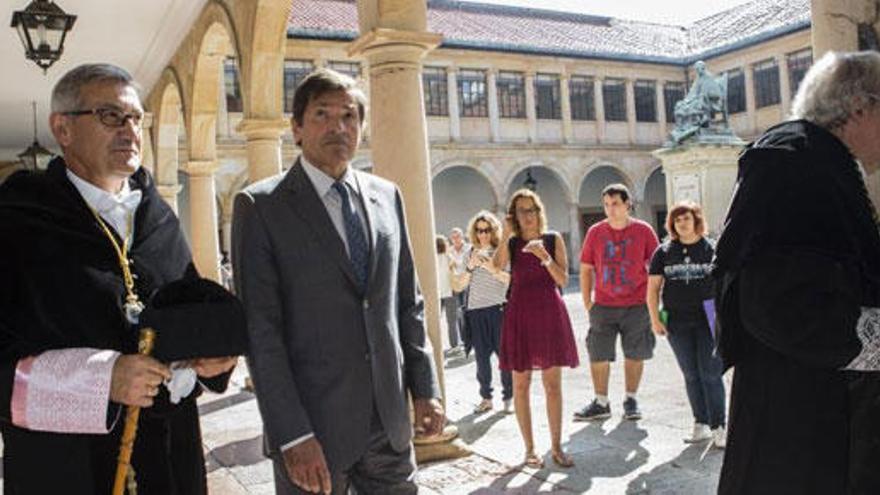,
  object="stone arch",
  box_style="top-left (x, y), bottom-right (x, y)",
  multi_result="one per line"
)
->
top-left (152, 68), bottom-right (186, 188)
top-left (578, 164), bottom-right (634, 206)
top-left (576, 161), bottom-right (636, 202)
top-left (188, 13), bottom-right (239, 162)
top-left (234, 0), bottom-right (291, 119)
top-left (432, 165), bottom-right (498, 237)
top-left (577, 164), bottom-right (632, 238)
top-left (643, 165), bottom-right (668, 236)
top-left (504, 160), bottom-right (574, 205)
